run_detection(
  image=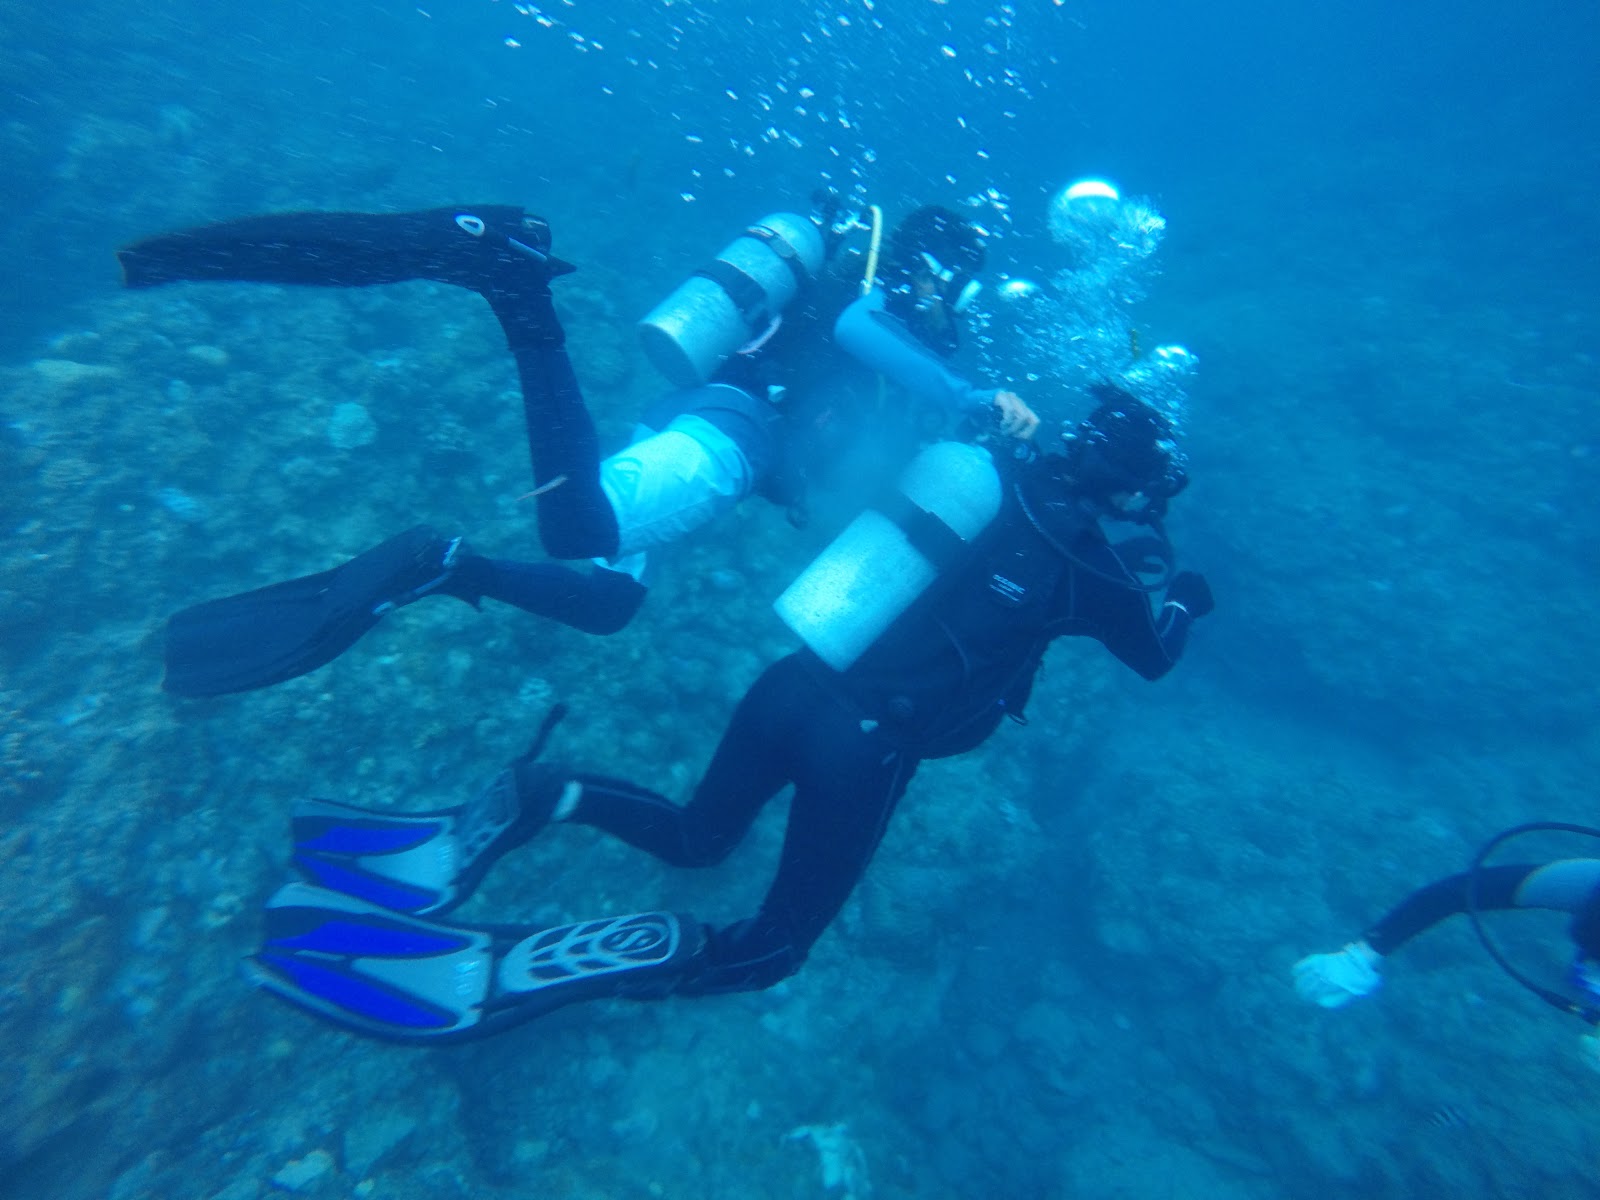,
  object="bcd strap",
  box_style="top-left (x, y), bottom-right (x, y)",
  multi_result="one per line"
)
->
top-left (693, 222), bottom-right (813, 328)
top-left (743, 222), bottom-right (813, 289)
top-left (876, 491), bottom-right (969, 573)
